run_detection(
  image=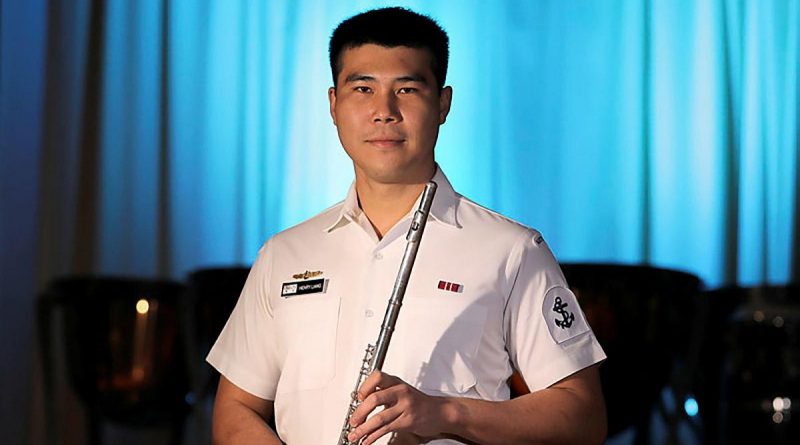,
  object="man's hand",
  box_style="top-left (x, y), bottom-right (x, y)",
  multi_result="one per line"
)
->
top-left (347, 365), bottom-right (606, 445)
top-left (347, 371), bottom-right (456, 445)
